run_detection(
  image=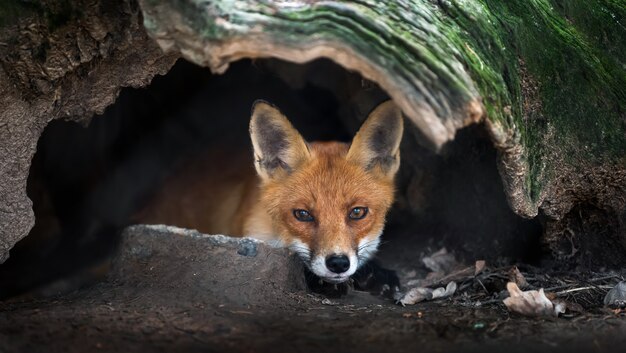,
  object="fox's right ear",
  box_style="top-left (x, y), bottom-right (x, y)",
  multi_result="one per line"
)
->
top-left (249, 100), bottom-right (310, 180)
